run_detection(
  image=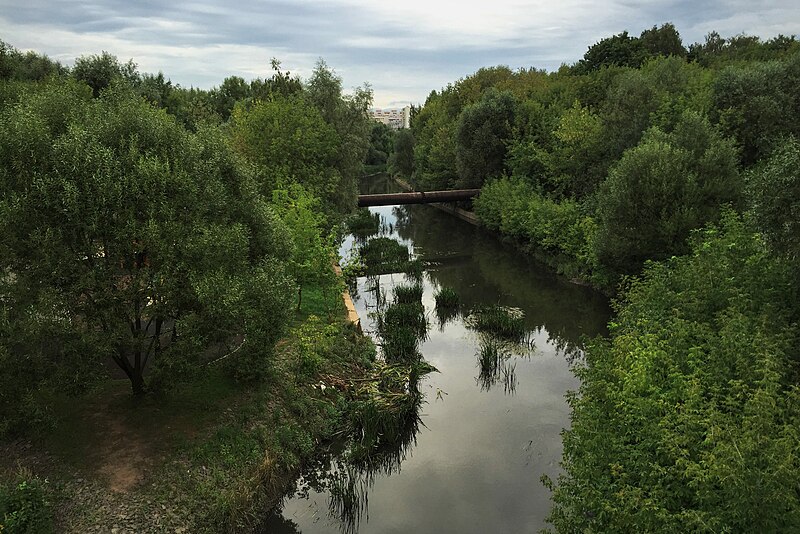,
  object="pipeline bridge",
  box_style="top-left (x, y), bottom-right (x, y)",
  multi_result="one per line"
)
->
top-left (357, 189), bottom-right (480, 207)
